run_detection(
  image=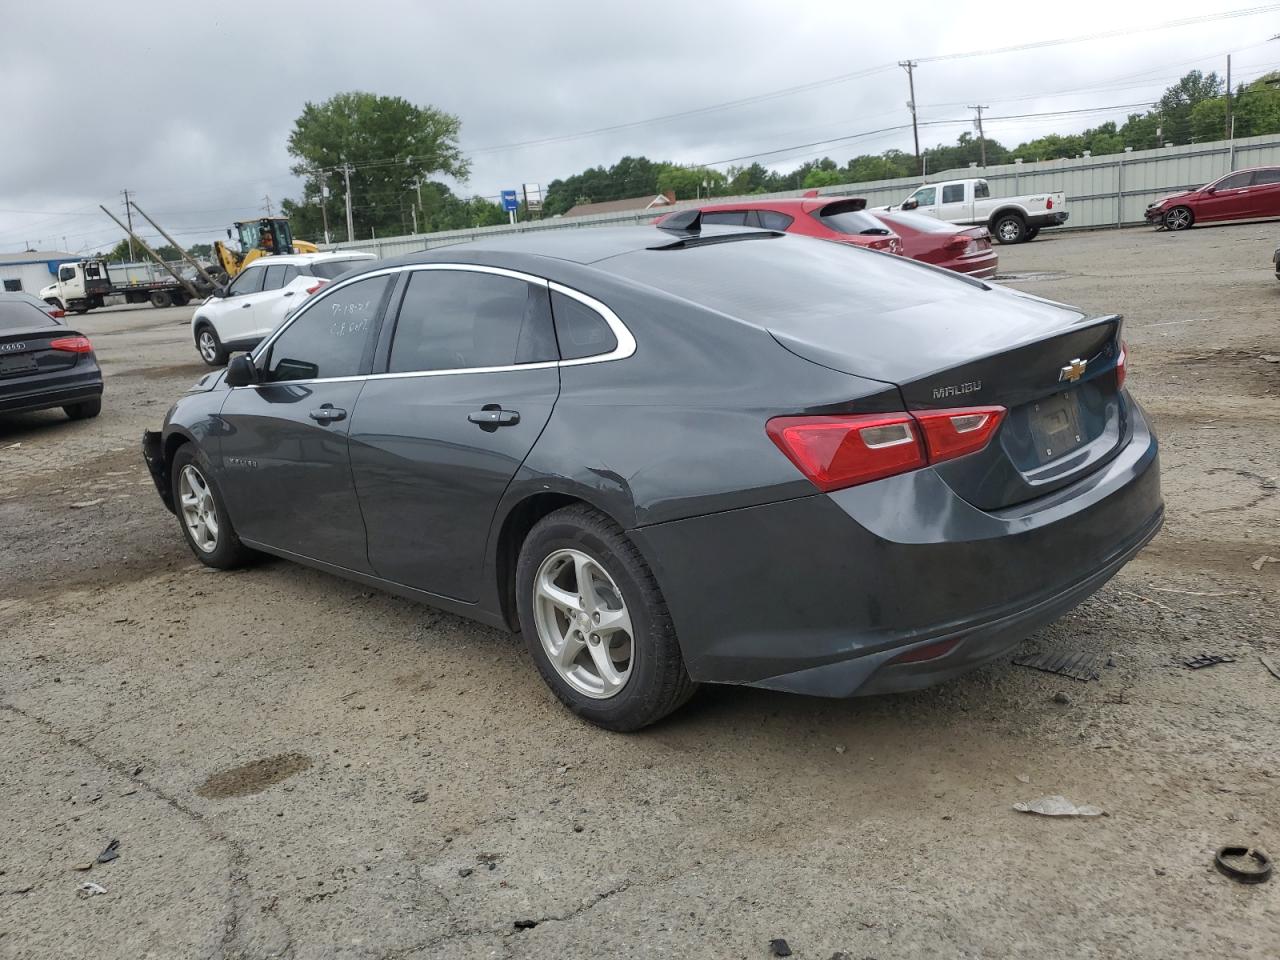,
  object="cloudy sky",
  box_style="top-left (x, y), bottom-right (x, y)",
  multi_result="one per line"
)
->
top-left (1, 0), bottom-right (1276, 254)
